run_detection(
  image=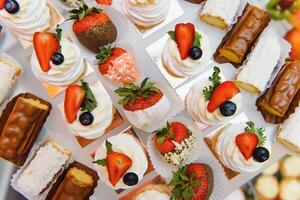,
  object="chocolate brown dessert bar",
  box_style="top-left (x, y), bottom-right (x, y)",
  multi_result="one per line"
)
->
top-left (185, 0), bottom-right (205, 3)
top-left (46, 161), bottom-right (99, 200)
top-left (257, 60), bottom-right (300, 124)
top-left (0, 93), bottom-right (52, 166)
top-left (214, 4), bottom-right (271, 67)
